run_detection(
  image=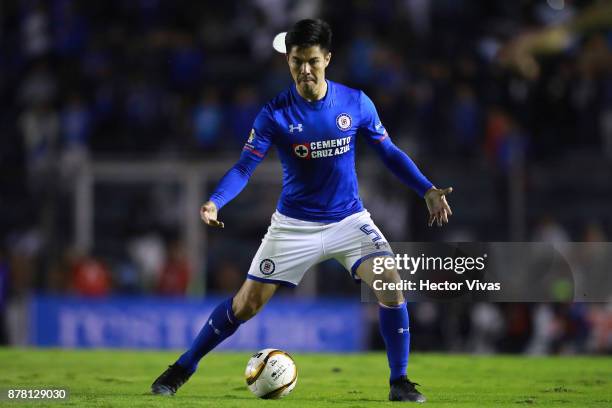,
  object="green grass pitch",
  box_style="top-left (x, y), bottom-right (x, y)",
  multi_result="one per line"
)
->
top-left (0, 349), bottom-right (610, 407)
